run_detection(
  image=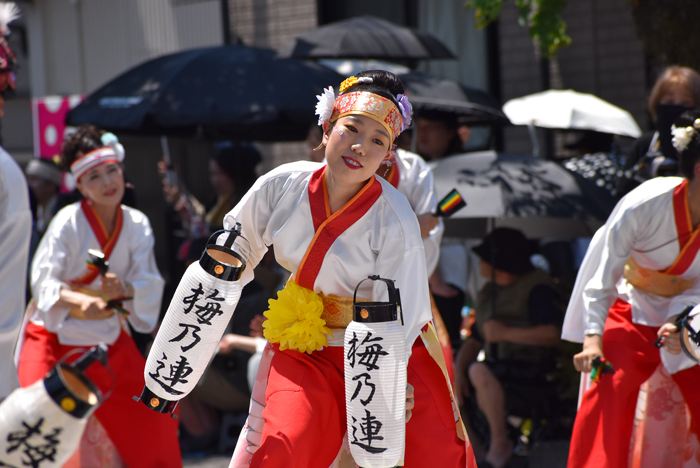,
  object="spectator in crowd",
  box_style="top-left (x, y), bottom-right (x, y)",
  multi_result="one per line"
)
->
top-left (160, 141), bottom-right (261, 240)
top-left (455, 228), bottom-right (562, 468)
top-left (619, 66), bottom-right (700, 195)
top-left (415, 109), bottom-right (485, 350)
top-left (306, 124), bottom-right (326, 163)
top-left (25, 158), bottom-right (63, 236)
